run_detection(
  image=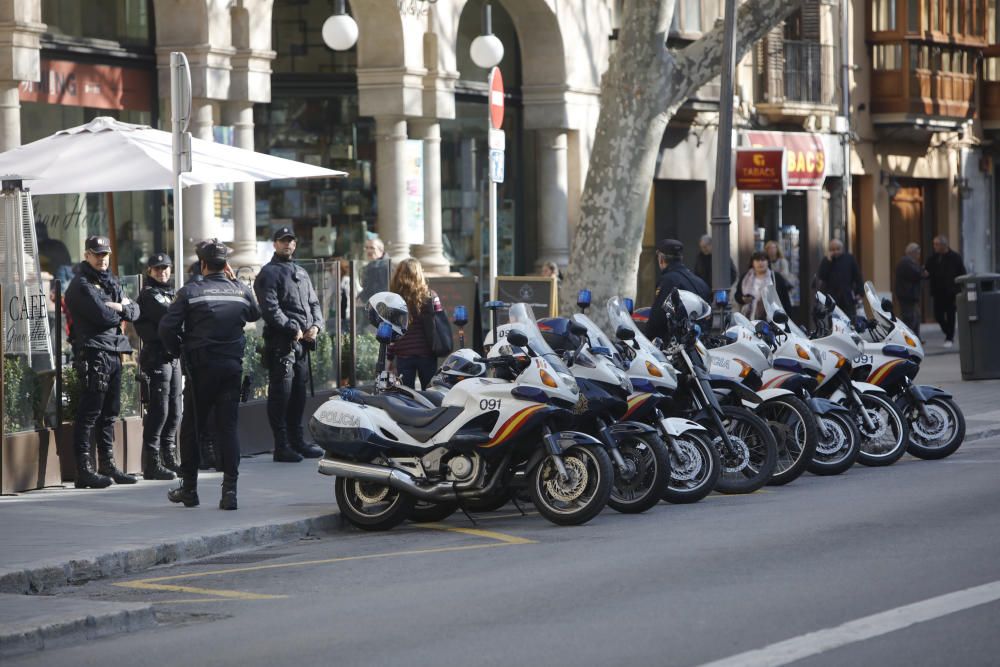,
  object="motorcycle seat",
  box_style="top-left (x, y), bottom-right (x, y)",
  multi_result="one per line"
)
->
top-left (355, 393), bottom-right (452, 428)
